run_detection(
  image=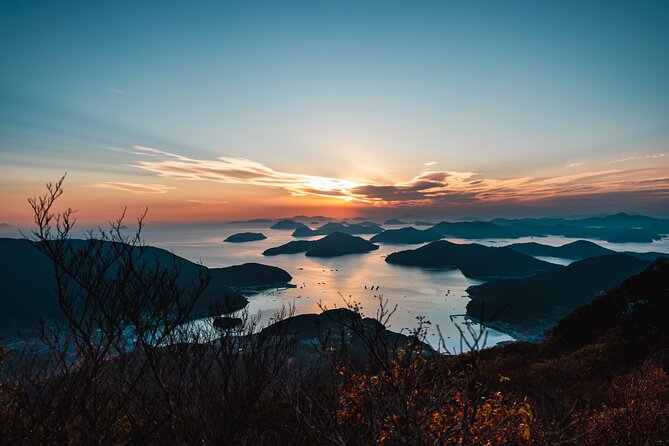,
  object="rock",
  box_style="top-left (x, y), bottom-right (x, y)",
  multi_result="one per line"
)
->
top-left (213, 316), bottom-right (243, 330)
